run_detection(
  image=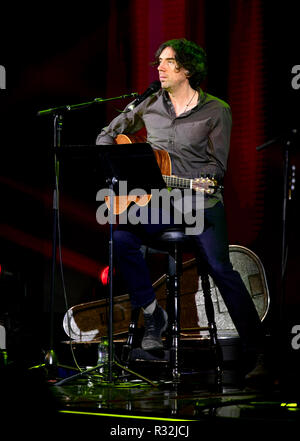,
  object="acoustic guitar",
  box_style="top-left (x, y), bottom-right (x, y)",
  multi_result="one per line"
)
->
top-left (104, 134), bottom-right (220, 215)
